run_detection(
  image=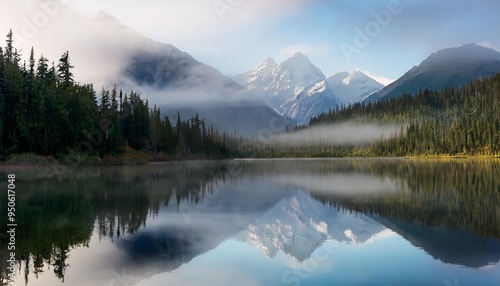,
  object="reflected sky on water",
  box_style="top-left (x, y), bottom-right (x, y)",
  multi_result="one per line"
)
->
top-left (1, 158), bottom-right (499, 286)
